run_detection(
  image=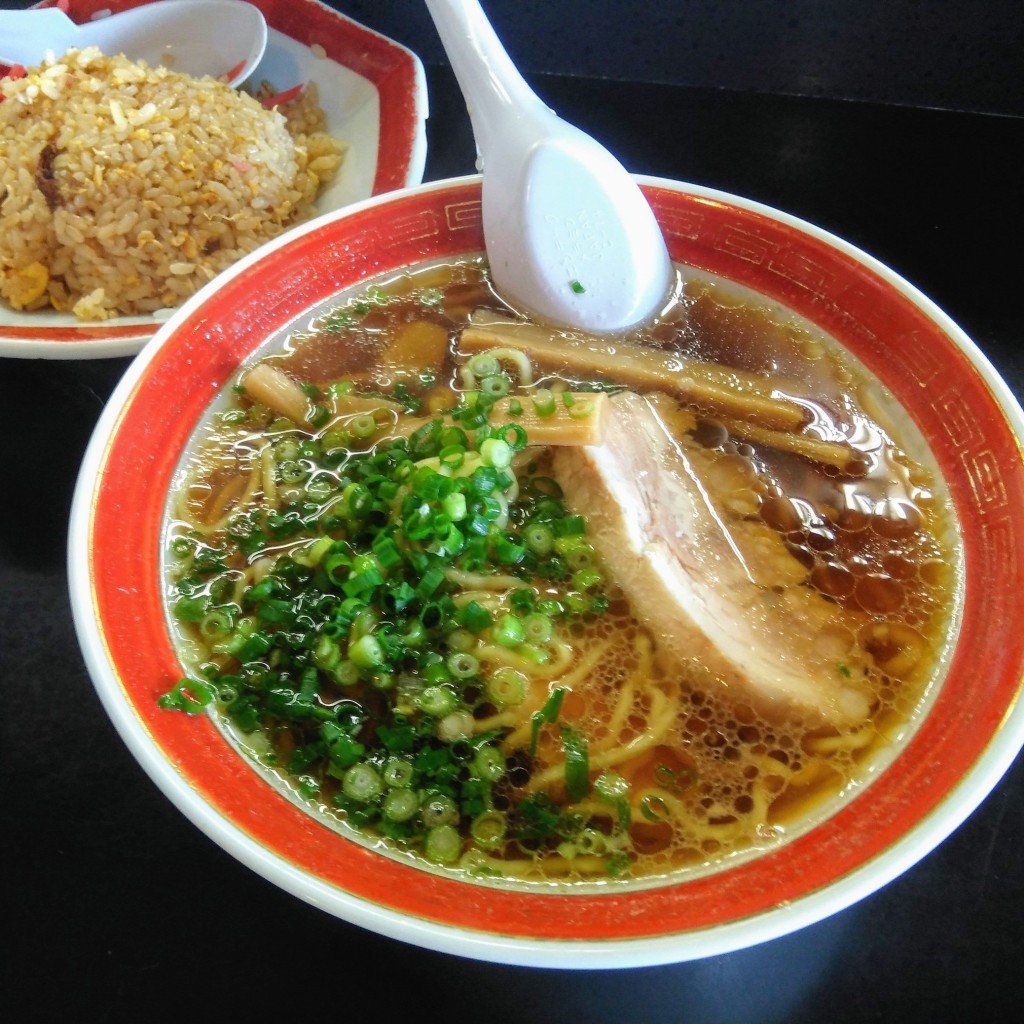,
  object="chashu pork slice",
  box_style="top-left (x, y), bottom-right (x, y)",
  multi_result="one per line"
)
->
top-left (551, 391), bottom-right (872, 726)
